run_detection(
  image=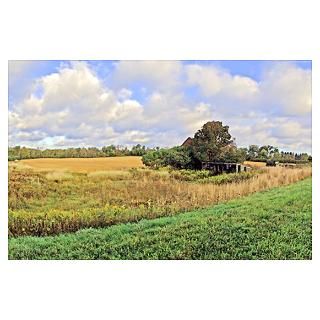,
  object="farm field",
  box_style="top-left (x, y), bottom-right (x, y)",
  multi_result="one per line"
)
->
top-left (9, 177), bottom-right (312, 260)
top-left (20, 156), bottom-right (144, 173)
top-left (9, 158), bottom-right (311, 238)
top-left (244, 161), bottom-right (266, 168)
